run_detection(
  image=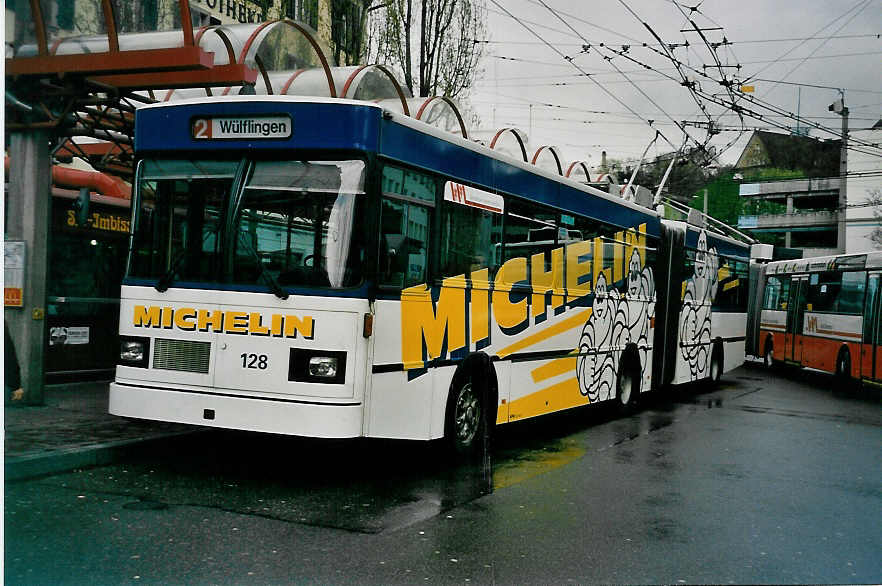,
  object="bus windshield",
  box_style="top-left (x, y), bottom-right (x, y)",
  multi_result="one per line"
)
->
top-left (129, 158), bottom-right (366, 289)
